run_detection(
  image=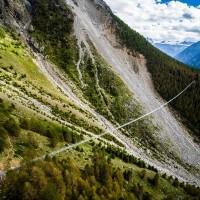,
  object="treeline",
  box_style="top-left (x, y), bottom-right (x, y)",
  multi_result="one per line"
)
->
top-left (1, 150), bottom-right (199, 200)
top-left (98, 143), bottom-right (158, 172)
top-left (111, 14), bottom-right (200, 140)
top-left (0, 99), bottom-right (82, 153)
top-left (20, 118), bottom-right (82, 148)
top-left (97, 143), bottom-right (200, 197)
